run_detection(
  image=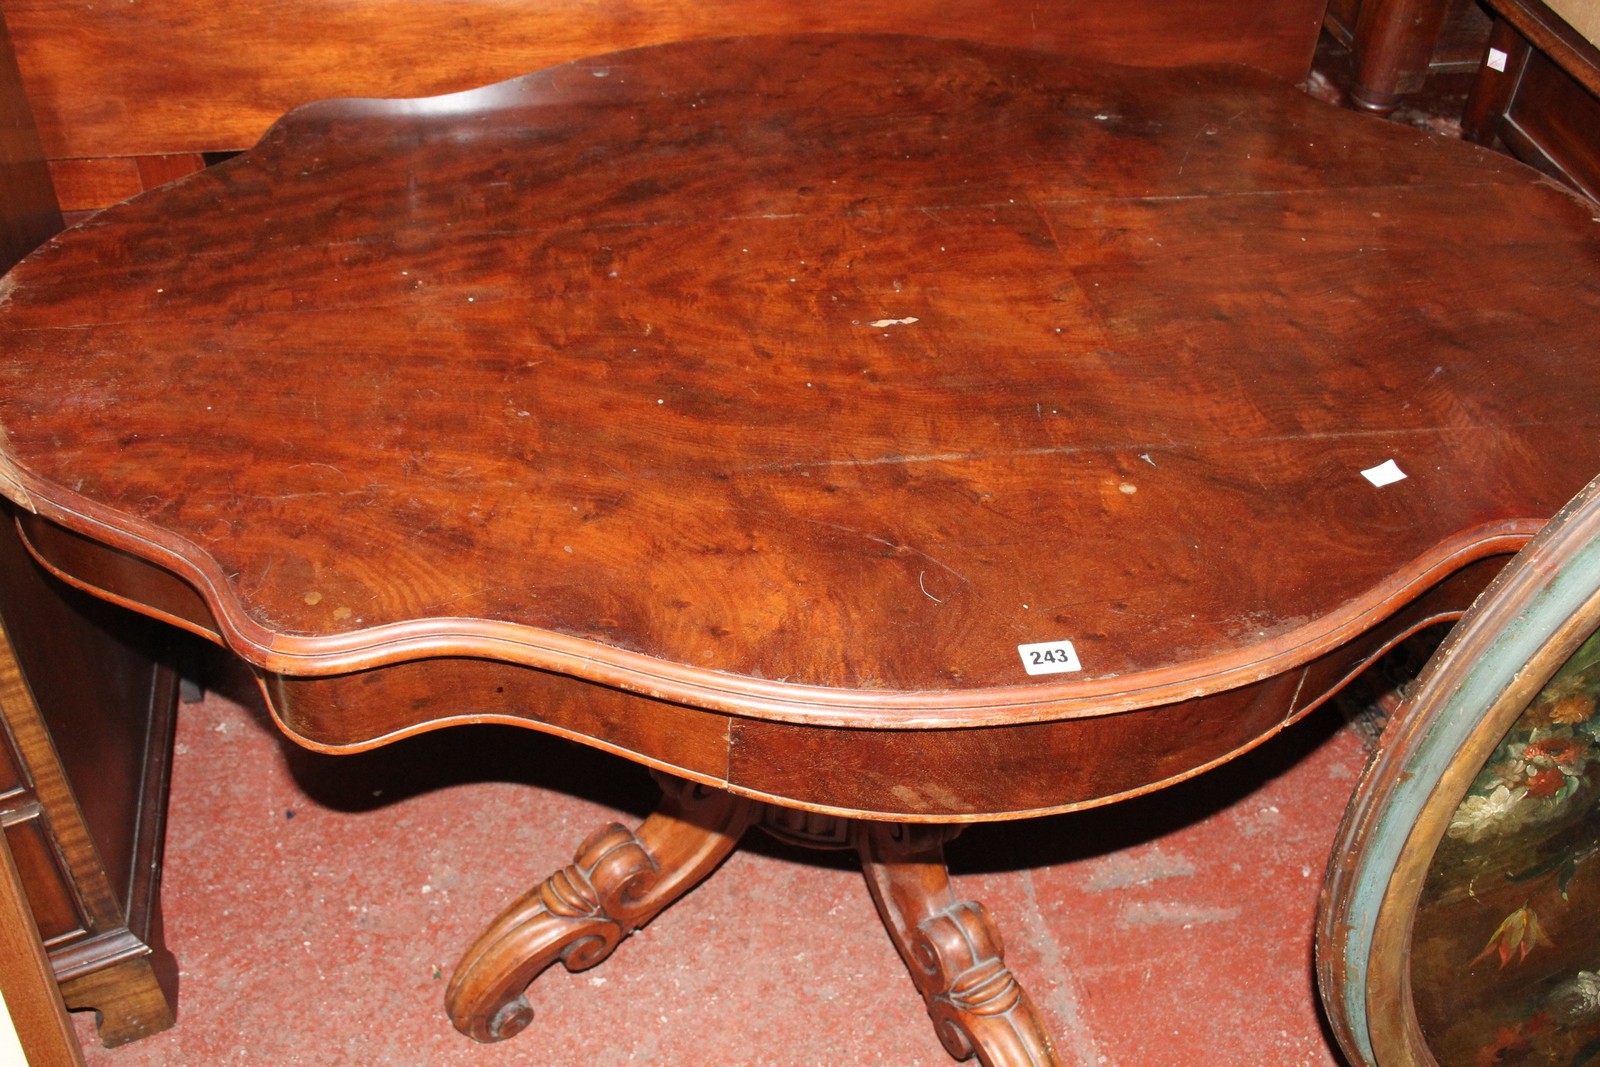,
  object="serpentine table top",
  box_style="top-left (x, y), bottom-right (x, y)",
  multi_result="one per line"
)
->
top-left (2, 32), bottom-right (1599, 818)
top-left (1, 33), bottom-right (1598, 1062)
